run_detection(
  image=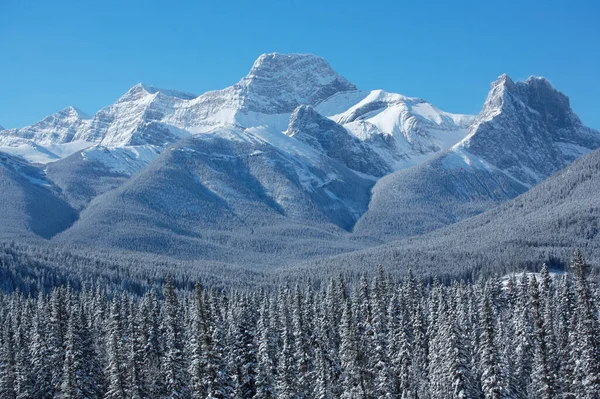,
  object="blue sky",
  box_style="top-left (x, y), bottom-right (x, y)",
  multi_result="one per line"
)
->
top-left (1, 0), bottom-right (599, 129)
